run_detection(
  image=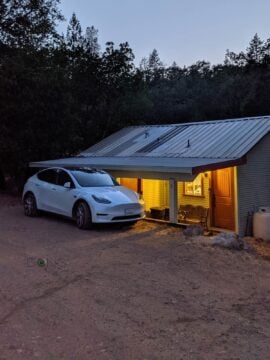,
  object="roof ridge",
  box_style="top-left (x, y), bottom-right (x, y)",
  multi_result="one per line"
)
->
top-left (124, 115), bottom-right (270, 129)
